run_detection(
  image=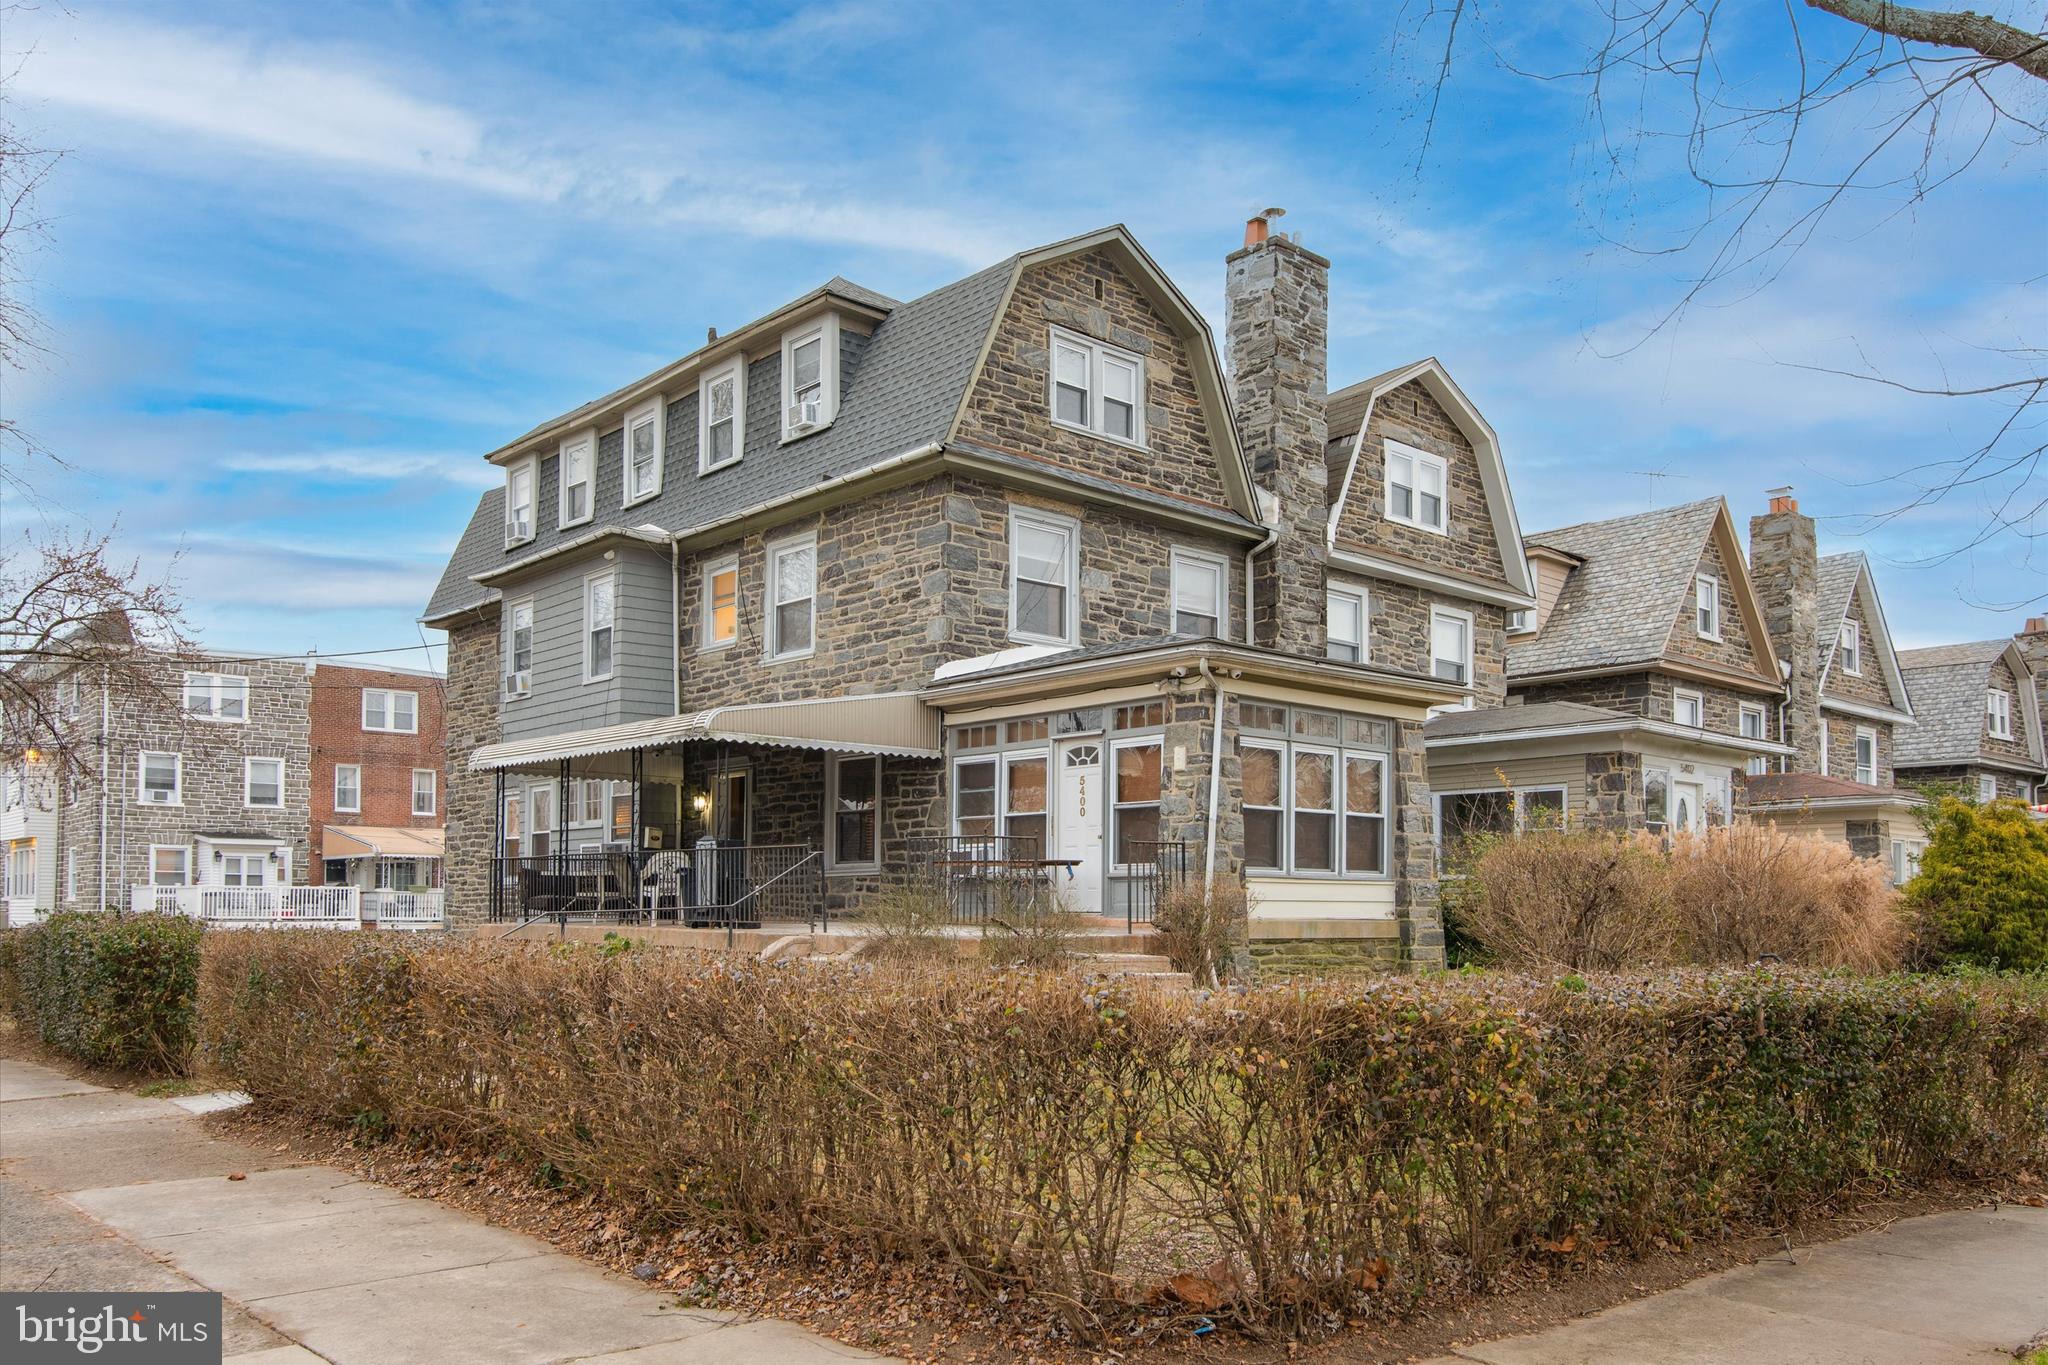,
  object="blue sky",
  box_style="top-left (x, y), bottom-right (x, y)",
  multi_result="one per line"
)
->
top-left (3, 0), bottom-right (2042, 669)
